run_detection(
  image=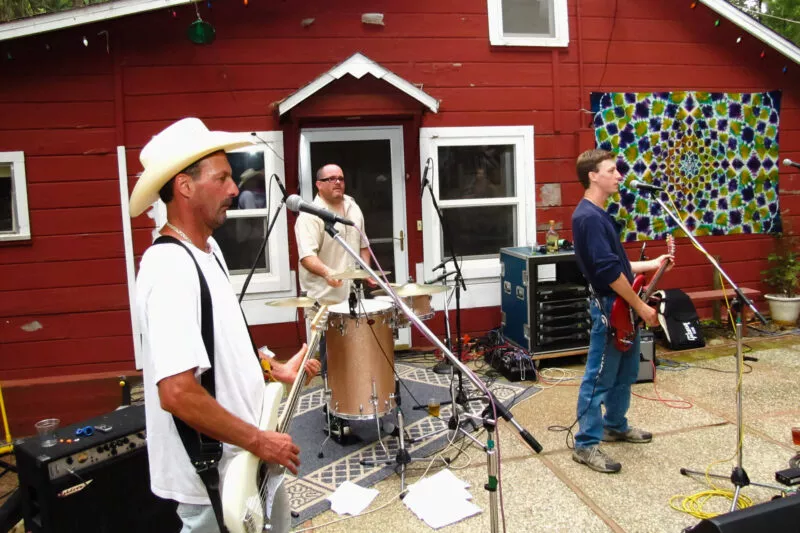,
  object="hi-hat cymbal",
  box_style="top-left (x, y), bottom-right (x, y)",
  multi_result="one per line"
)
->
top-left (266, 296), bottom-right (317, 308)
top-left (393, 283), bottom-right (449, 297)
top-left (370, 283), bottom-right (403, 296)
top-left (329, 268), bottom-right (391, 280)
